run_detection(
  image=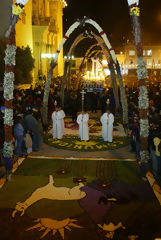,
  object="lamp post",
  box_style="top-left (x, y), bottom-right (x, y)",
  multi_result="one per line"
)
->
top-left (127, 0), bottom-right (149, 164)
